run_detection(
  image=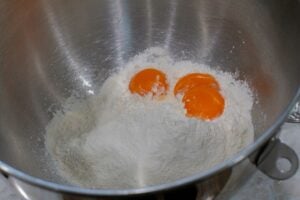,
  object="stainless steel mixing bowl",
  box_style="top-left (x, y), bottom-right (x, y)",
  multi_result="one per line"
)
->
top-left (0, 0), bottom-right (299, 199)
